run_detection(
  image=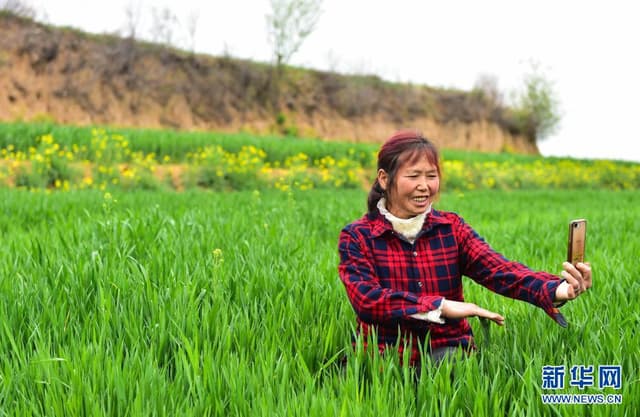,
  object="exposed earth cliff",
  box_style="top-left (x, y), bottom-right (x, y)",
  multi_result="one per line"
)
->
top-left (0, 13), bottom-right (538, 154)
